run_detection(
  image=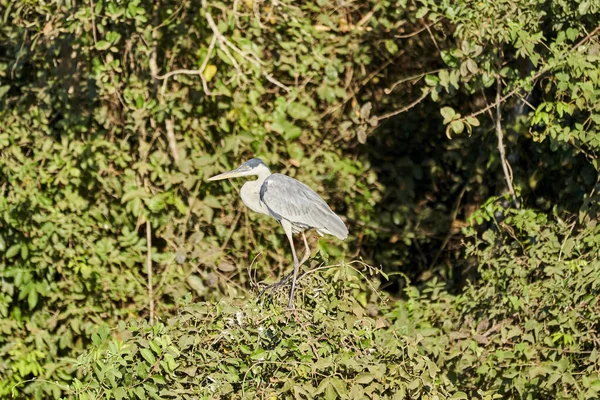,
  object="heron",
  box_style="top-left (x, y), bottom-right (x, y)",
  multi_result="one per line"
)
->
top-left (208, 158), bottom-right (348, 307)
